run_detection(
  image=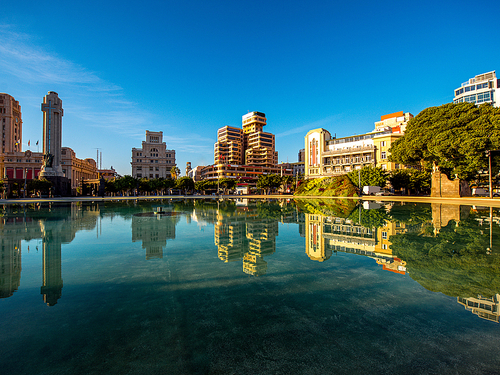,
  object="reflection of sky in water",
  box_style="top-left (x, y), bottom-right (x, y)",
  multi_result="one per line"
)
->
top-left (1, 200), bottom-right (500, 374)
